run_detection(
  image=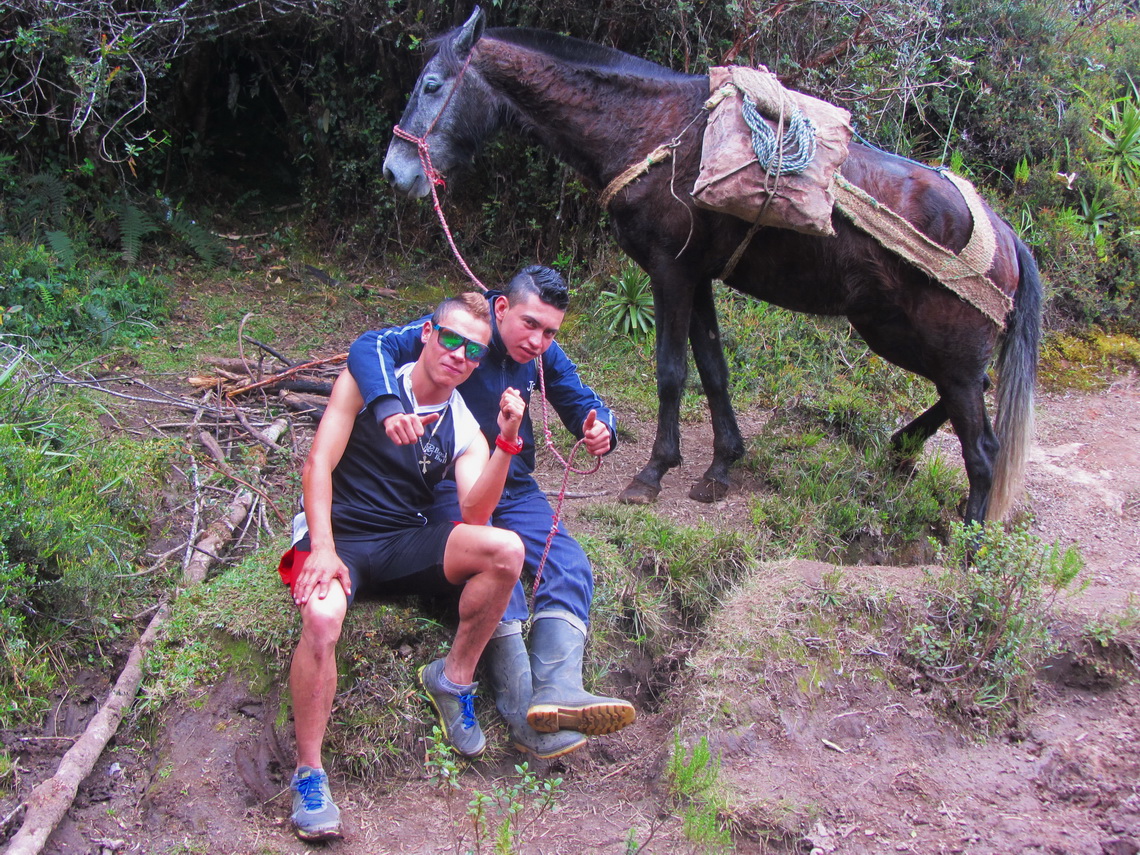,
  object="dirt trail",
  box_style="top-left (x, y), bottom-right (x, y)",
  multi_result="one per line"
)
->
top-left (5, 375), bottom-right (1139, 855)
top-left (1027, 375), bottom-right (1140, 615)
